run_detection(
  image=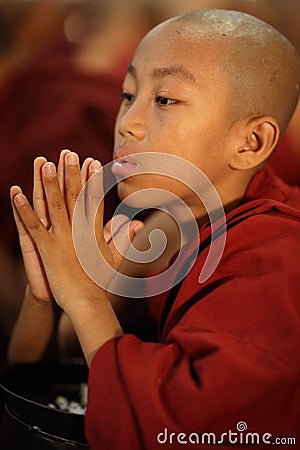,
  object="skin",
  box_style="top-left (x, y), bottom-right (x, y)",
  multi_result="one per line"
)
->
top-left (114, 11), bottom-right (300, 215)
top-left (8, 10), bottom-right (300, 367)
top-left (9, 151), bottom-right (143, 365)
